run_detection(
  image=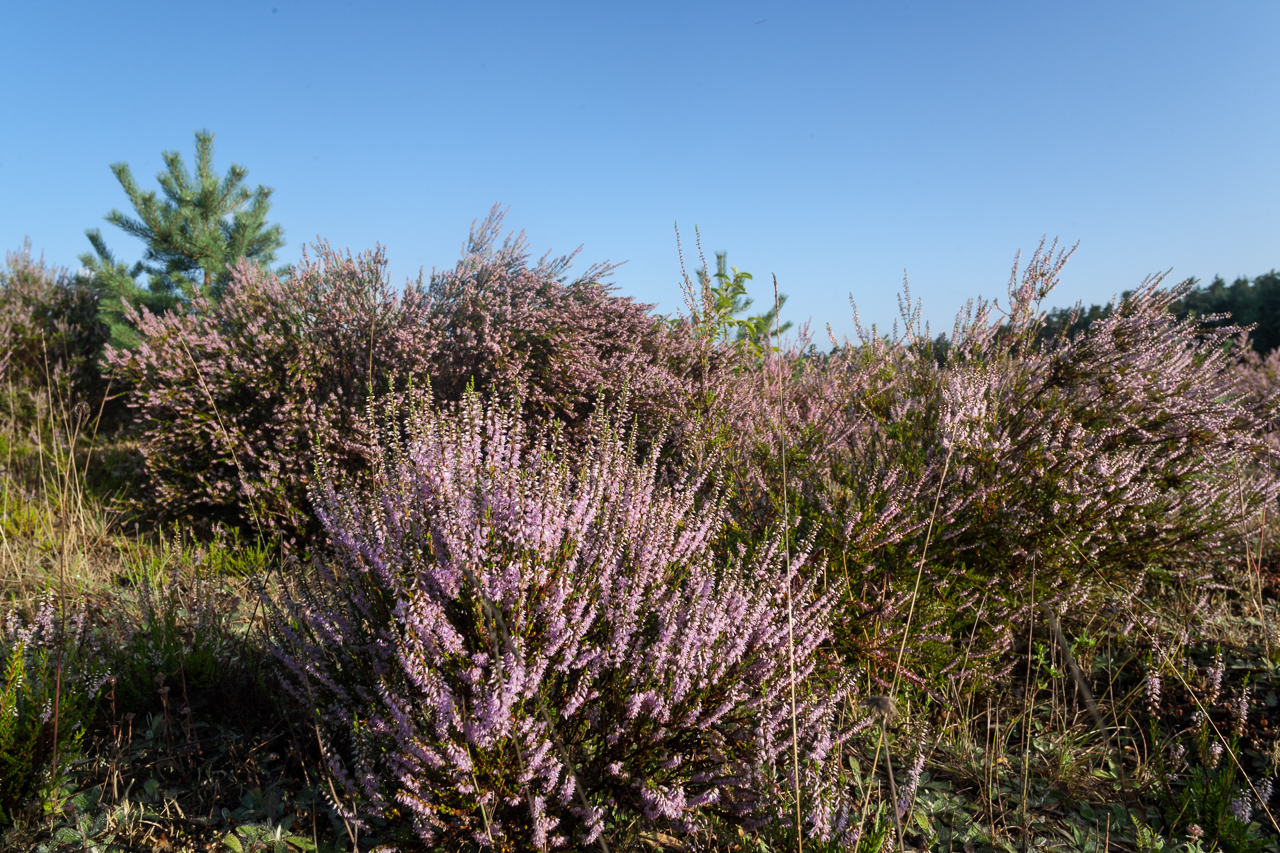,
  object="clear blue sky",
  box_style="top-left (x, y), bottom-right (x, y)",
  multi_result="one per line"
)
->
top-left (3, 1), bottom-right (1276, 343)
